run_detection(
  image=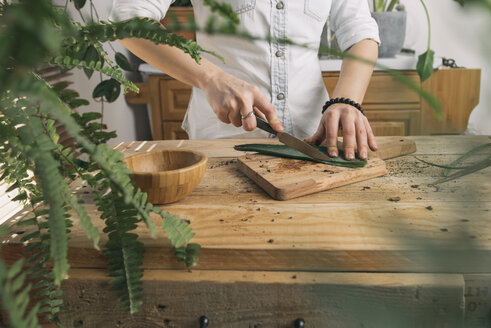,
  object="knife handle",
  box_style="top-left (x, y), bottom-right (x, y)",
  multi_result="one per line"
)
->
top-left (255, 115), bottom-right (277, 135)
